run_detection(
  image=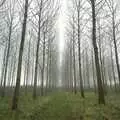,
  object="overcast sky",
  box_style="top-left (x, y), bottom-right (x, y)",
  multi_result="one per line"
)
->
top-left (57, 0), bottom-right (67, 64)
